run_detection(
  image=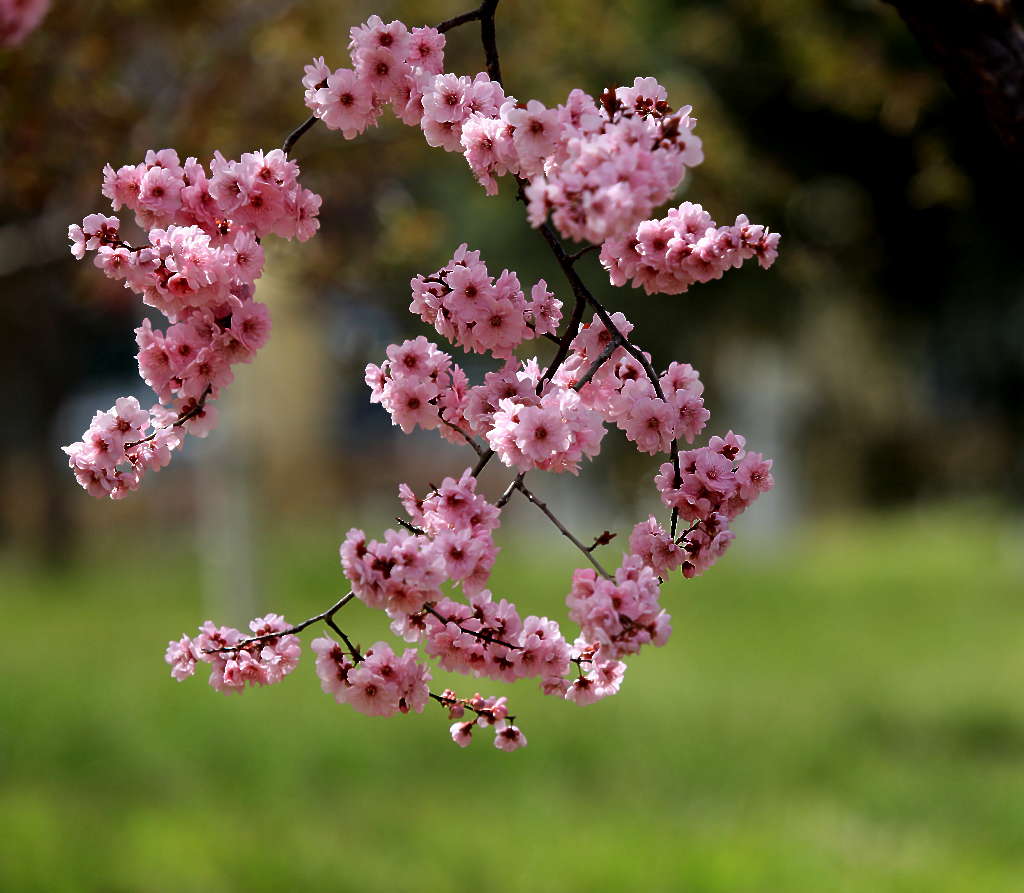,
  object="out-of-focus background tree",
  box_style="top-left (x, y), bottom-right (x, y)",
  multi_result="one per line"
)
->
top-left (2, 2), bottom-right (1023, 891)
